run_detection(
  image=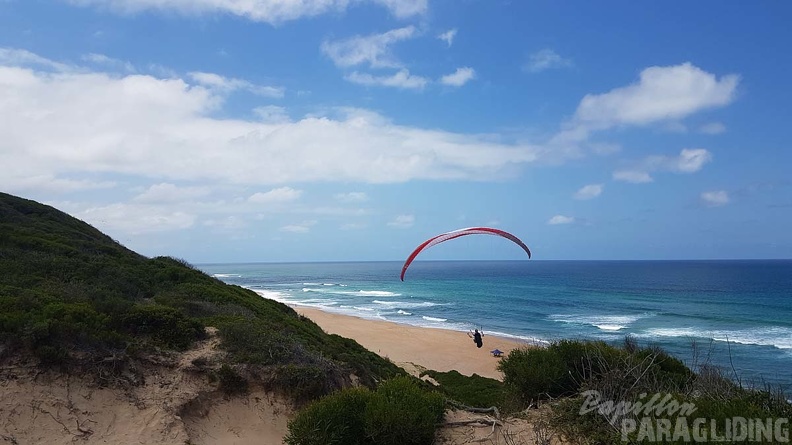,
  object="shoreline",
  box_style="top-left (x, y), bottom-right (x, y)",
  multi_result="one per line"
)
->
top-left (294, 306), bottom-right (534, 380)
